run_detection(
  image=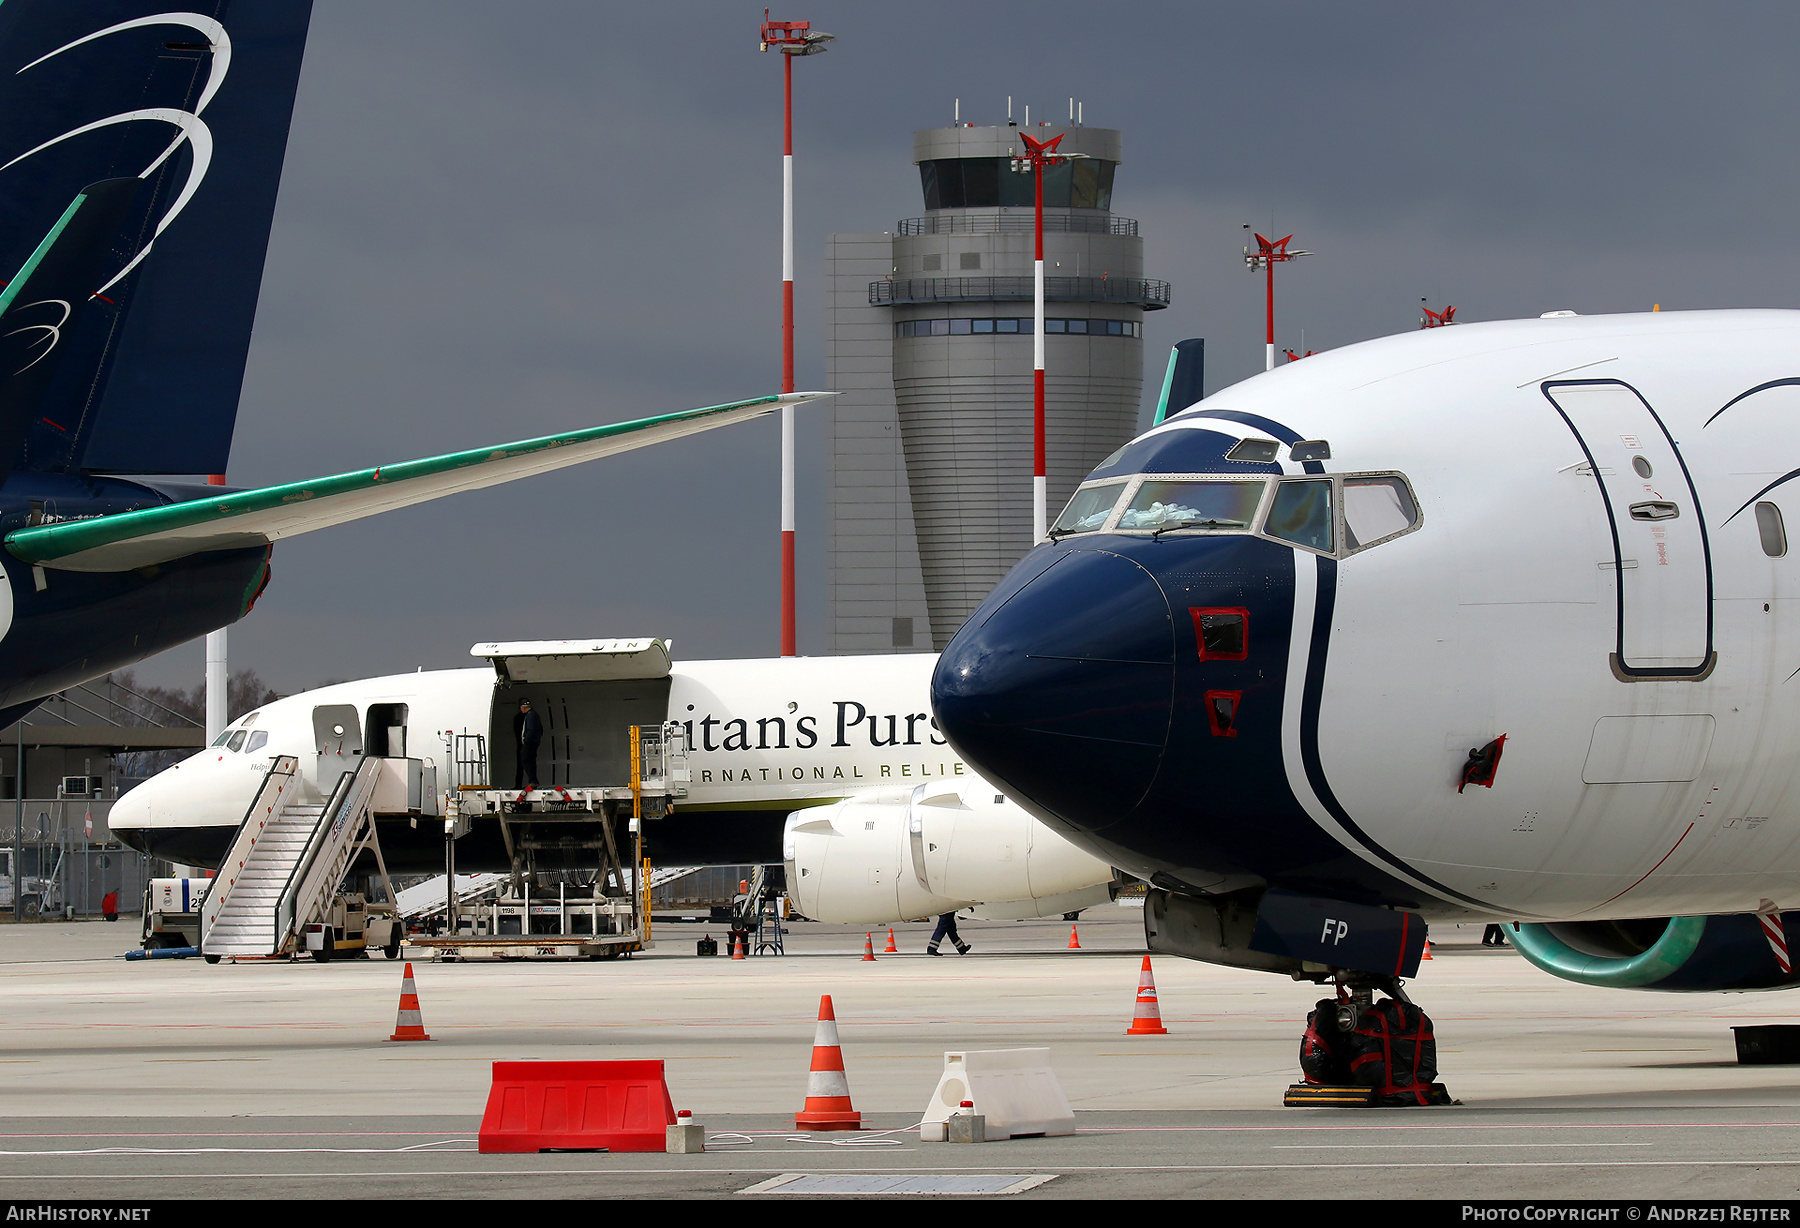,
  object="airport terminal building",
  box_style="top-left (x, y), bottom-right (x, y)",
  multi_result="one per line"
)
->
top-left (825, 121), bottom-right (1171, 653)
